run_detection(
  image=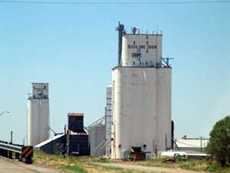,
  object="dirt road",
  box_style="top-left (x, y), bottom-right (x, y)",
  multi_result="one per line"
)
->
top-left (0, 157), bottom-right (61, 173)
top-left (94, 162), bottom-right (207, 173)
